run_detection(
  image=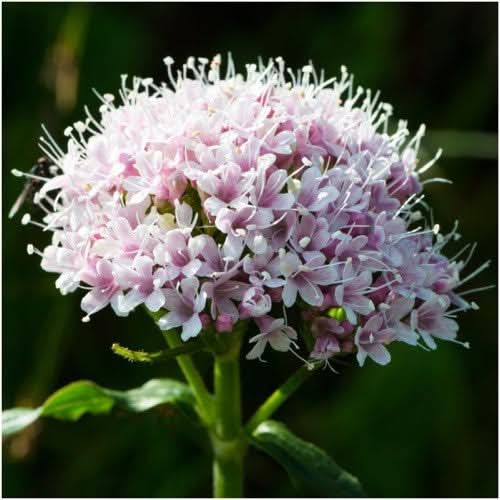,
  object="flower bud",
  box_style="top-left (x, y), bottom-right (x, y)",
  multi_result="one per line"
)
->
top-left (215, 313), bottom-right (234, 332)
